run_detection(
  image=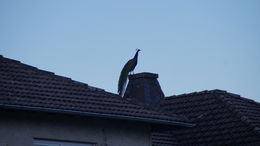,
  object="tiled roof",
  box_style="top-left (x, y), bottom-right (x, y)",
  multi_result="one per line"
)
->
top-left (0, 55), bottom-right (192, 127)
top-left (153, 90), bottom-right (260, 145)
